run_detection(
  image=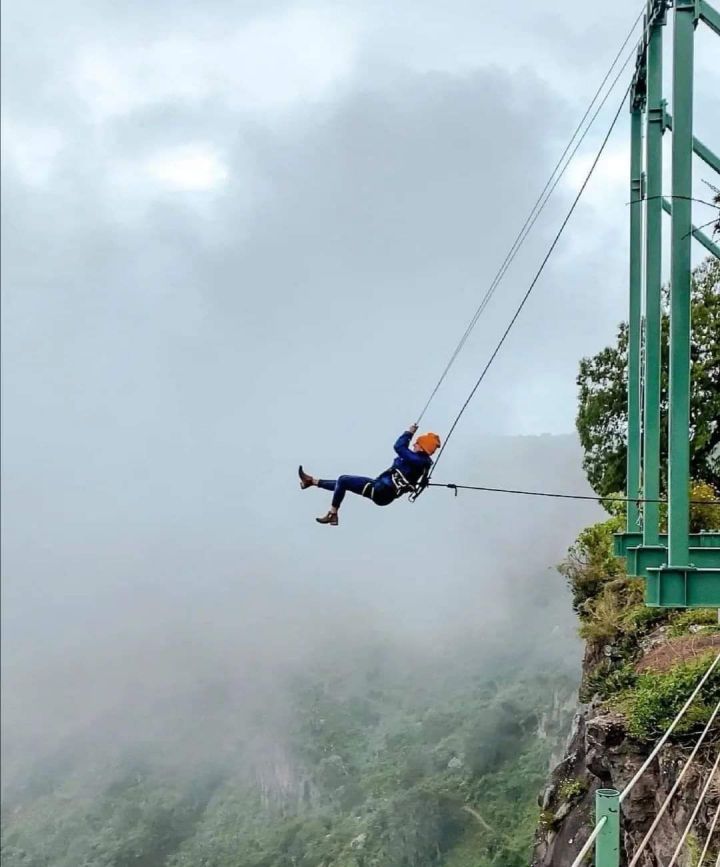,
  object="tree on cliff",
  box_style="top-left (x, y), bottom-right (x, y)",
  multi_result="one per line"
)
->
top-left (575, 256), bottom-right (720, 497)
